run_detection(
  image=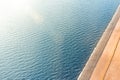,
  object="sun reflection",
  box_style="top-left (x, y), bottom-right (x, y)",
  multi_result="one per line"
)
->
top-left (0, 0), bottom-right (29, 34)
top-left (0, 0), bottom-right (44, 34)
top-left (0, 0), bottom-right (30, 14)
